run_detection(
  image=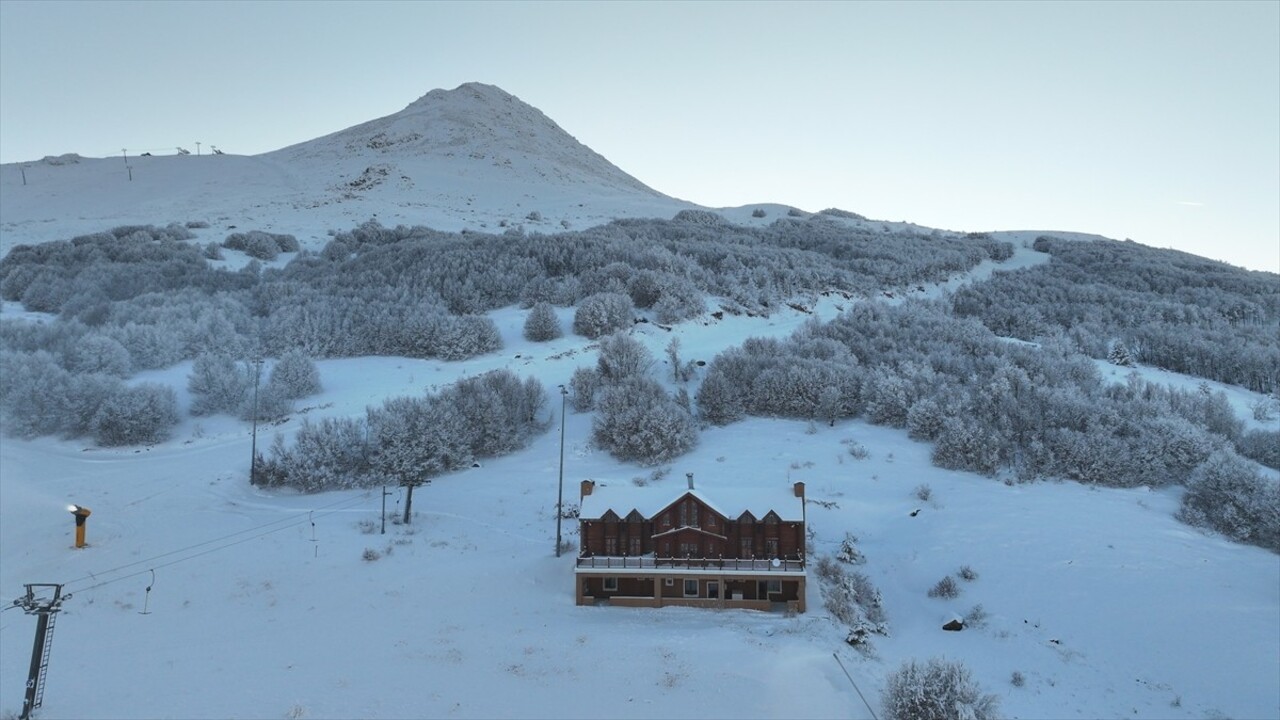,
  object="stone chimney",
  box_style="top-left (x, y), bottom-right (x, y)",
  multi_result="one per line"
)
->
top-left (793, 481), bottom-right (805, 499)
top-left (686, 472), bottom-right (694, 490)
top-left (580, 479), bottom-right (595, 500)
